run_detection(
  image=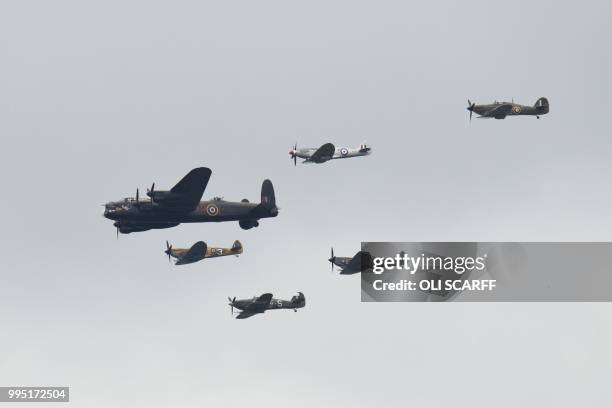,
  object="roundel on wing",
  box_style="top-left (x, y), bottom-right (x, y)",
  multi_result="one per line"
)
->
top-left (206, 203), bottom-right (220, 216)
top-left (340, 148), bottom-right (349, 156)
